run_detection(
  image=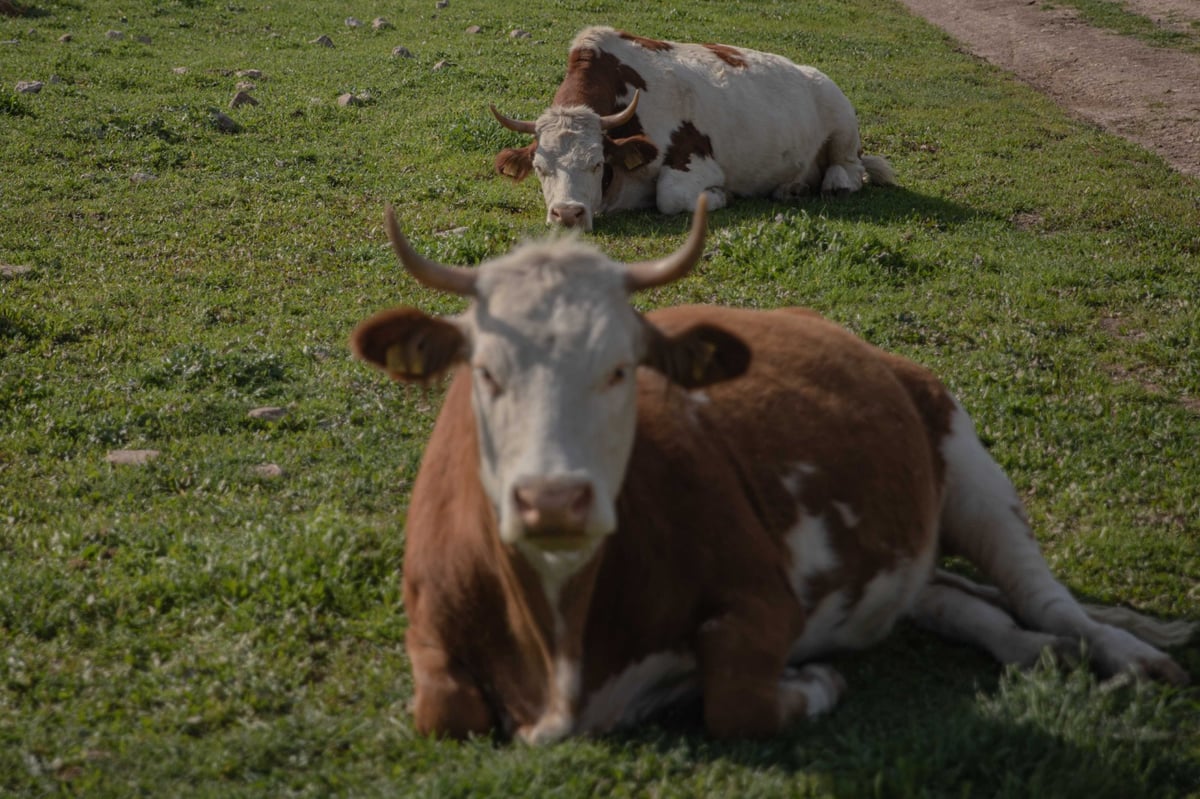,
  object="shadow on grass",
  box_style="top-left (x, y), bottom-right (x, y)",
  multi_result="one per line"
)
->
top-left (611, 628), bottom-right (1200, 799)
top-left (589, 185), bottom-right (985, 240)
